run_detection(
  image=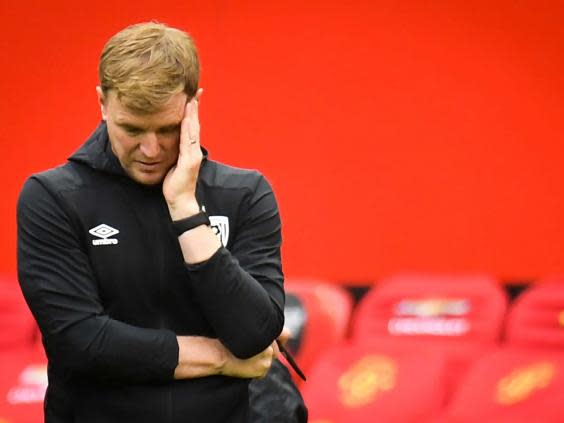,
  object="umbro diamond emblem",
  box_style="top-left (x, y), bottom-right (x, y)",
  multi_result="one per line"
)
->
top-left (89, 224), bottom-right (120, 246)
